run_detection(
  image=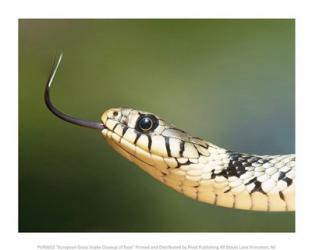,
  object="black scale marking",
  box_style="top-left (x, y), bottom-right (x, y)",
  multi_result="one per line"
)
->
top-left (134, 132), bottom-right (141, 145)
top-left (211, 170), bottom-right (217, 179)
top-left (161, 171), bottom-right (168, 176)
top-left (179, 141), bottom-right (185, 157)
top-left (175, 158), bottom-right (192, 168)
top-left (284, 177), bottom-right (293, 186)
top-left (278, 171), bottom-right (286, 180)
top-left (278, 168), bottom-right (293, 187)
top-left (147, 135), bottom-right (152, 151)
top-left (224, 188), bottom-right (231, 193)
top-left (112, 123), bottom-right (119, 132)
top-left (122, 126), bottom-right (128, 136)
top-left (212, 152), bottom-right (256, 179)
top-left (279, 191), bottom-right (285, 201)
top-left (164, 136), bottom-right (171, 157)
top-left (210, 152), bottom-right (271, 194)
top-left (250, 180), bottom-right (266, 194)
top-left (245, 177), bottom-right (257, 185)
